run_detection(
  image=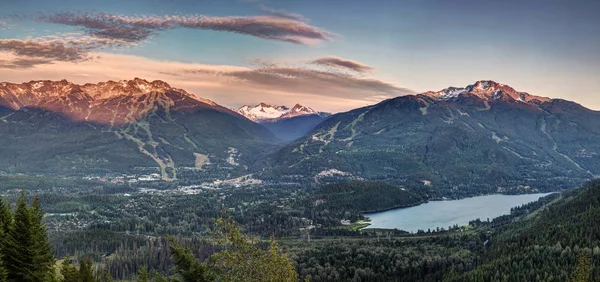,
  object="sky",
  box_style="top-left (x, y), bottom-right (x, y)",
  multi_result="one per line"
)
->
top-left (0, 0), bottom-right (599, 113)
